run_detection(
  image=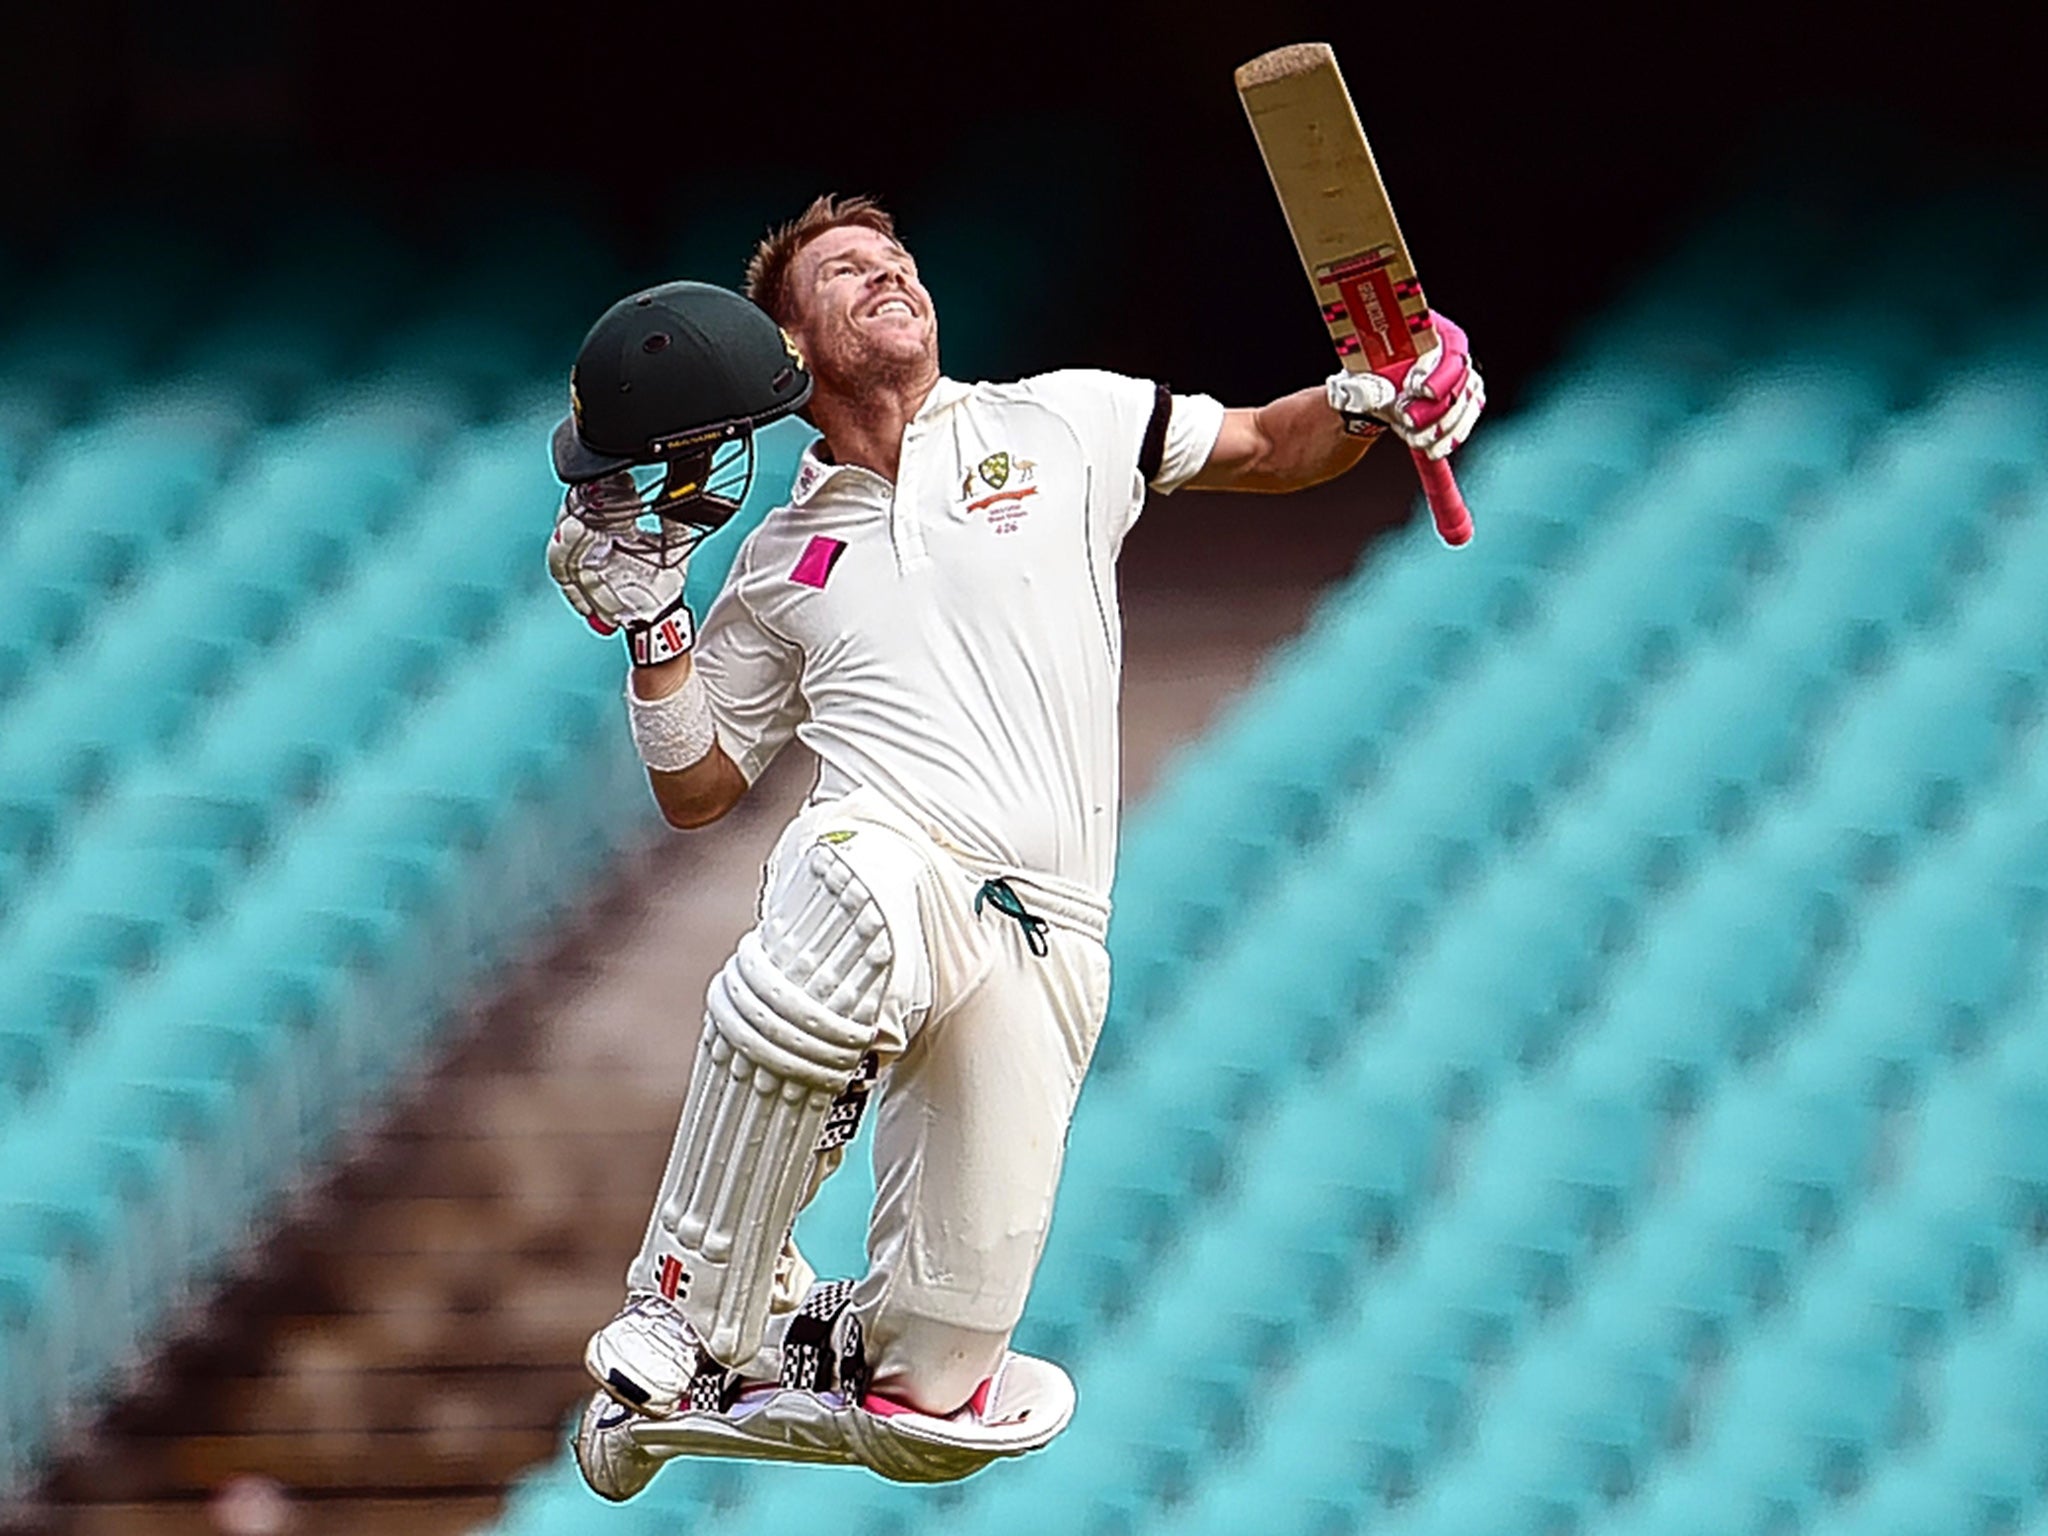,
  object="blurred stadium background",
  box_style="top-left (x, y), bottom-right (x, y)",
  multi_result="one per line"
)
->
top-left (3, 4), bottom-right (2046, 1534)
